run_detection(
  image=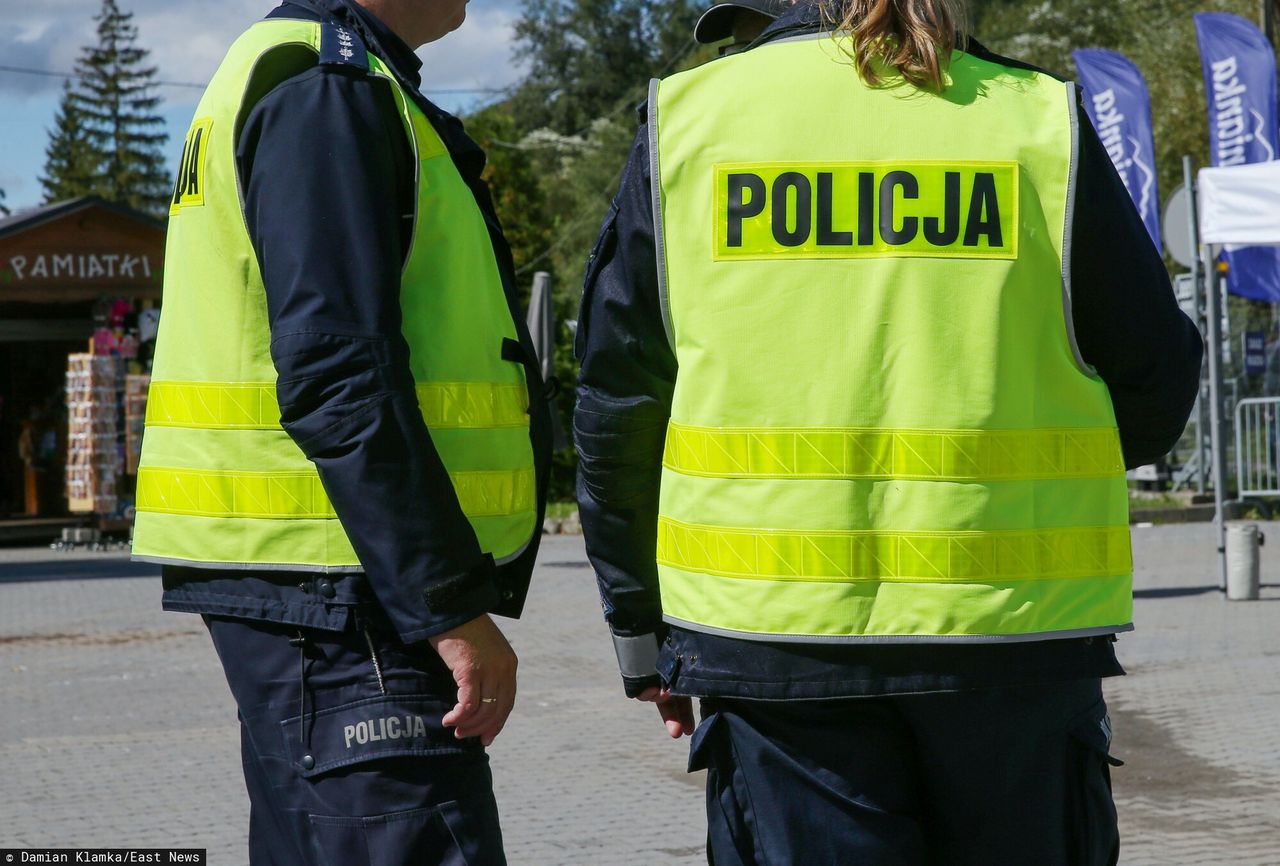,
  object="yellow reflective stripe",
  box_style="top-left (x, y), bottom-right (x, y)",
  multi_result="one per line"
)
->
top-left (664, 423), bottom-right (1123, 481)
top-left (145, 382), bottom-right (279, 430)
top-left (145, 381), bottom-right (528, 429)
top-left (657, 517), bottom-right (1132, 583)
top-left (137, 467), bottom-right (534, 519)
top-left (412, 382), bottom-right (529, 429)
